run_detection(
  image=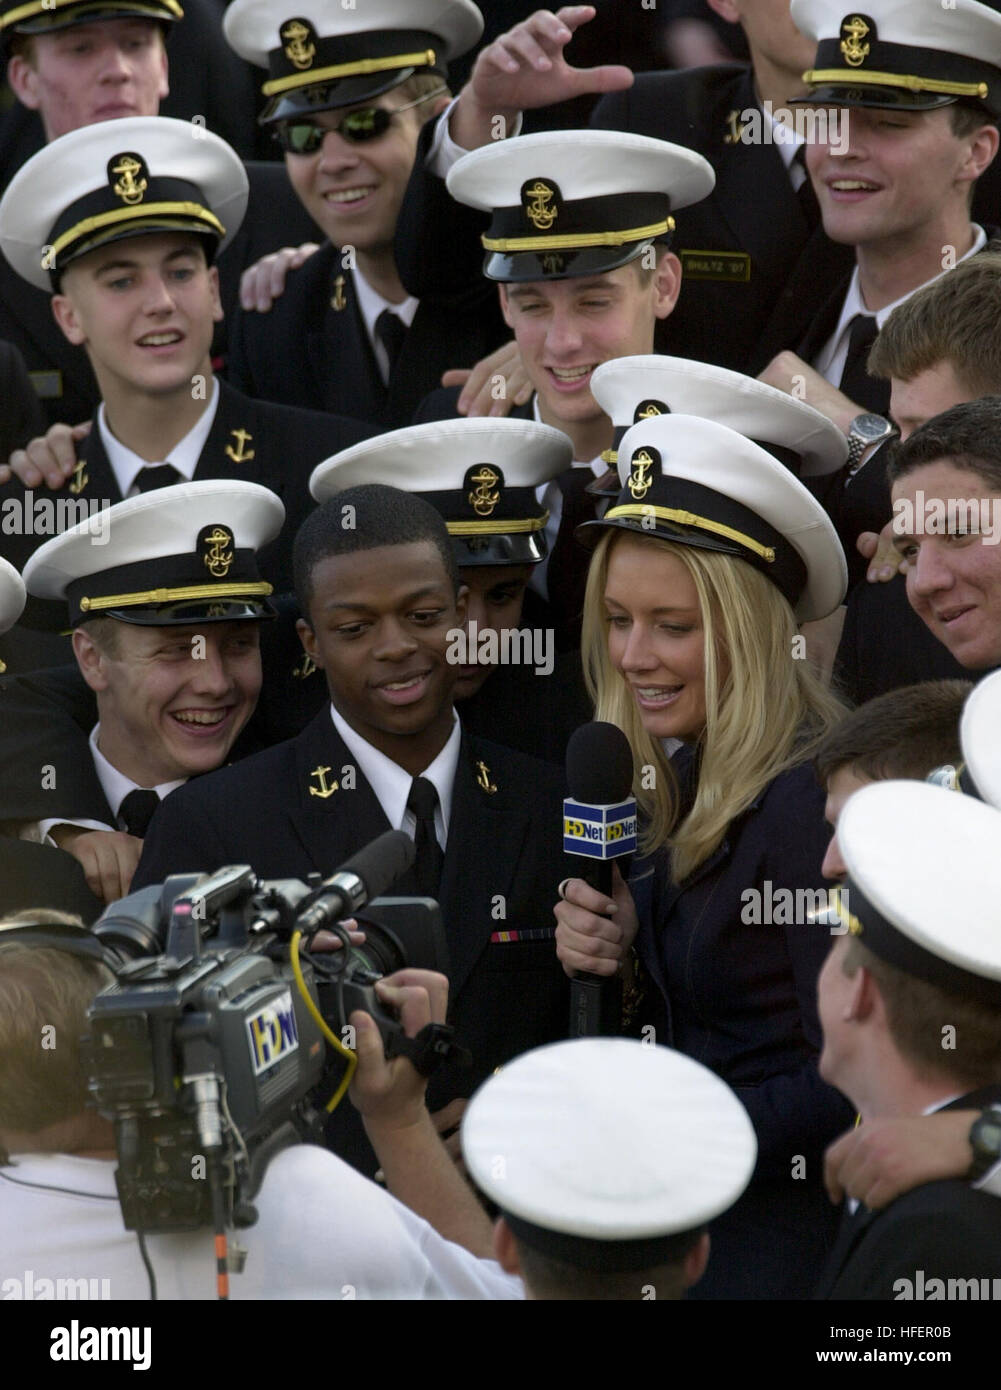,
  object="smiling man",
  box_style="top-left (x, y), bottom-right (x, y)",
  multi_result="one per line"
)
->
top-left (224, 0), bottom-right (500, 428)
top-left (0, 115), bottom-right (371, 670)
top-left (417, 128), bottom-right (713, 645)
top-left (1, 479), bottom-right (282, 905)
top-left (135, 483), bottom-right (571, 1175)
top-left (888, 399), bottom-right (1001, 675)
